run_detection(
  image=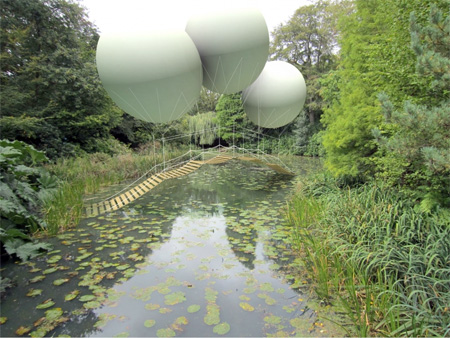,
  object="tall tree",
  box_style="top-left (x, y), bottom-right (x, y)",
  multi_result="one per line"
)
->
top-left (0, 0), bottom-right (121, 158)
top-left (270, 0), bottom-right (350, 155)
top-left (321, 0), bottom-right (445, 178)
top-left (375, 4), bottom-right (450, 209)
